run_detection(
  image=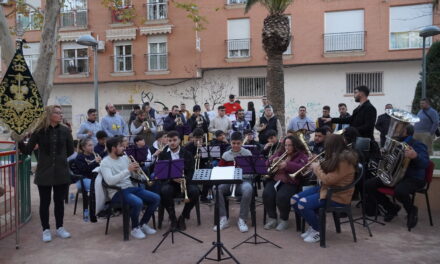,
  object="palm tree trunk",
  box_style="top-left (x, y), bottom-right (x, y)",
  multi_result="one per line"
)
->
top-left (266, 52), bottom-right (285, 132)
